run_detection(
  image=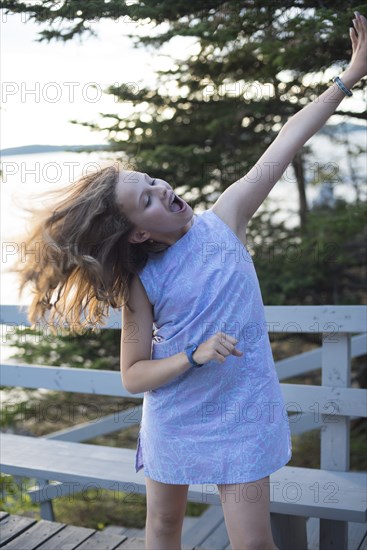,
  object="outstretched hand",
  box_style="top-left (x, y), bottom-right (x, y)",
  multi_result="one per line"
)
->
top-left (348, 11), bottom-right (367, 81)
